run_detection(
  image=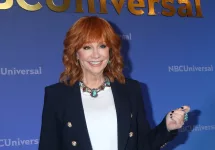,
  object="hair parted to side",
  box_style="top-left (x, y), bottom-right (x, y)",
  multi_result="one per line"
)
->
top-left (59, 16), bottom-right (125, 86)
